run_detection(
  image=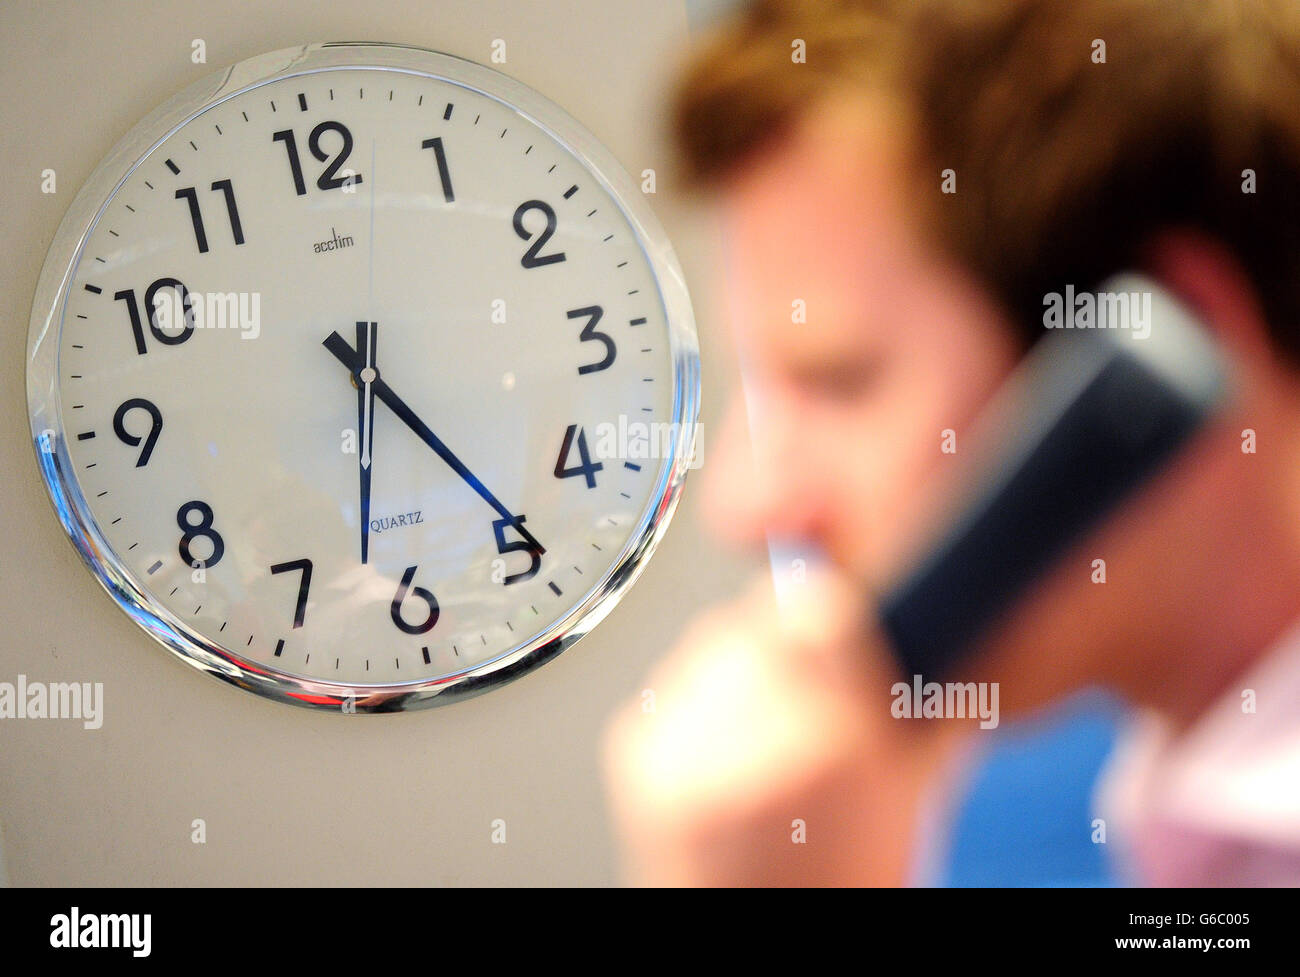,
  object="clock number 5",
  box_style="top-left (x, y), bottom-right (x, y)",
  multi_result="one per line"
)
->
top-left (391, 565), bottom-right (439, 635)
top-left (273, 122), bottom-right (363, 195)
top-left (493, 514), bottom-right (543, 585)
